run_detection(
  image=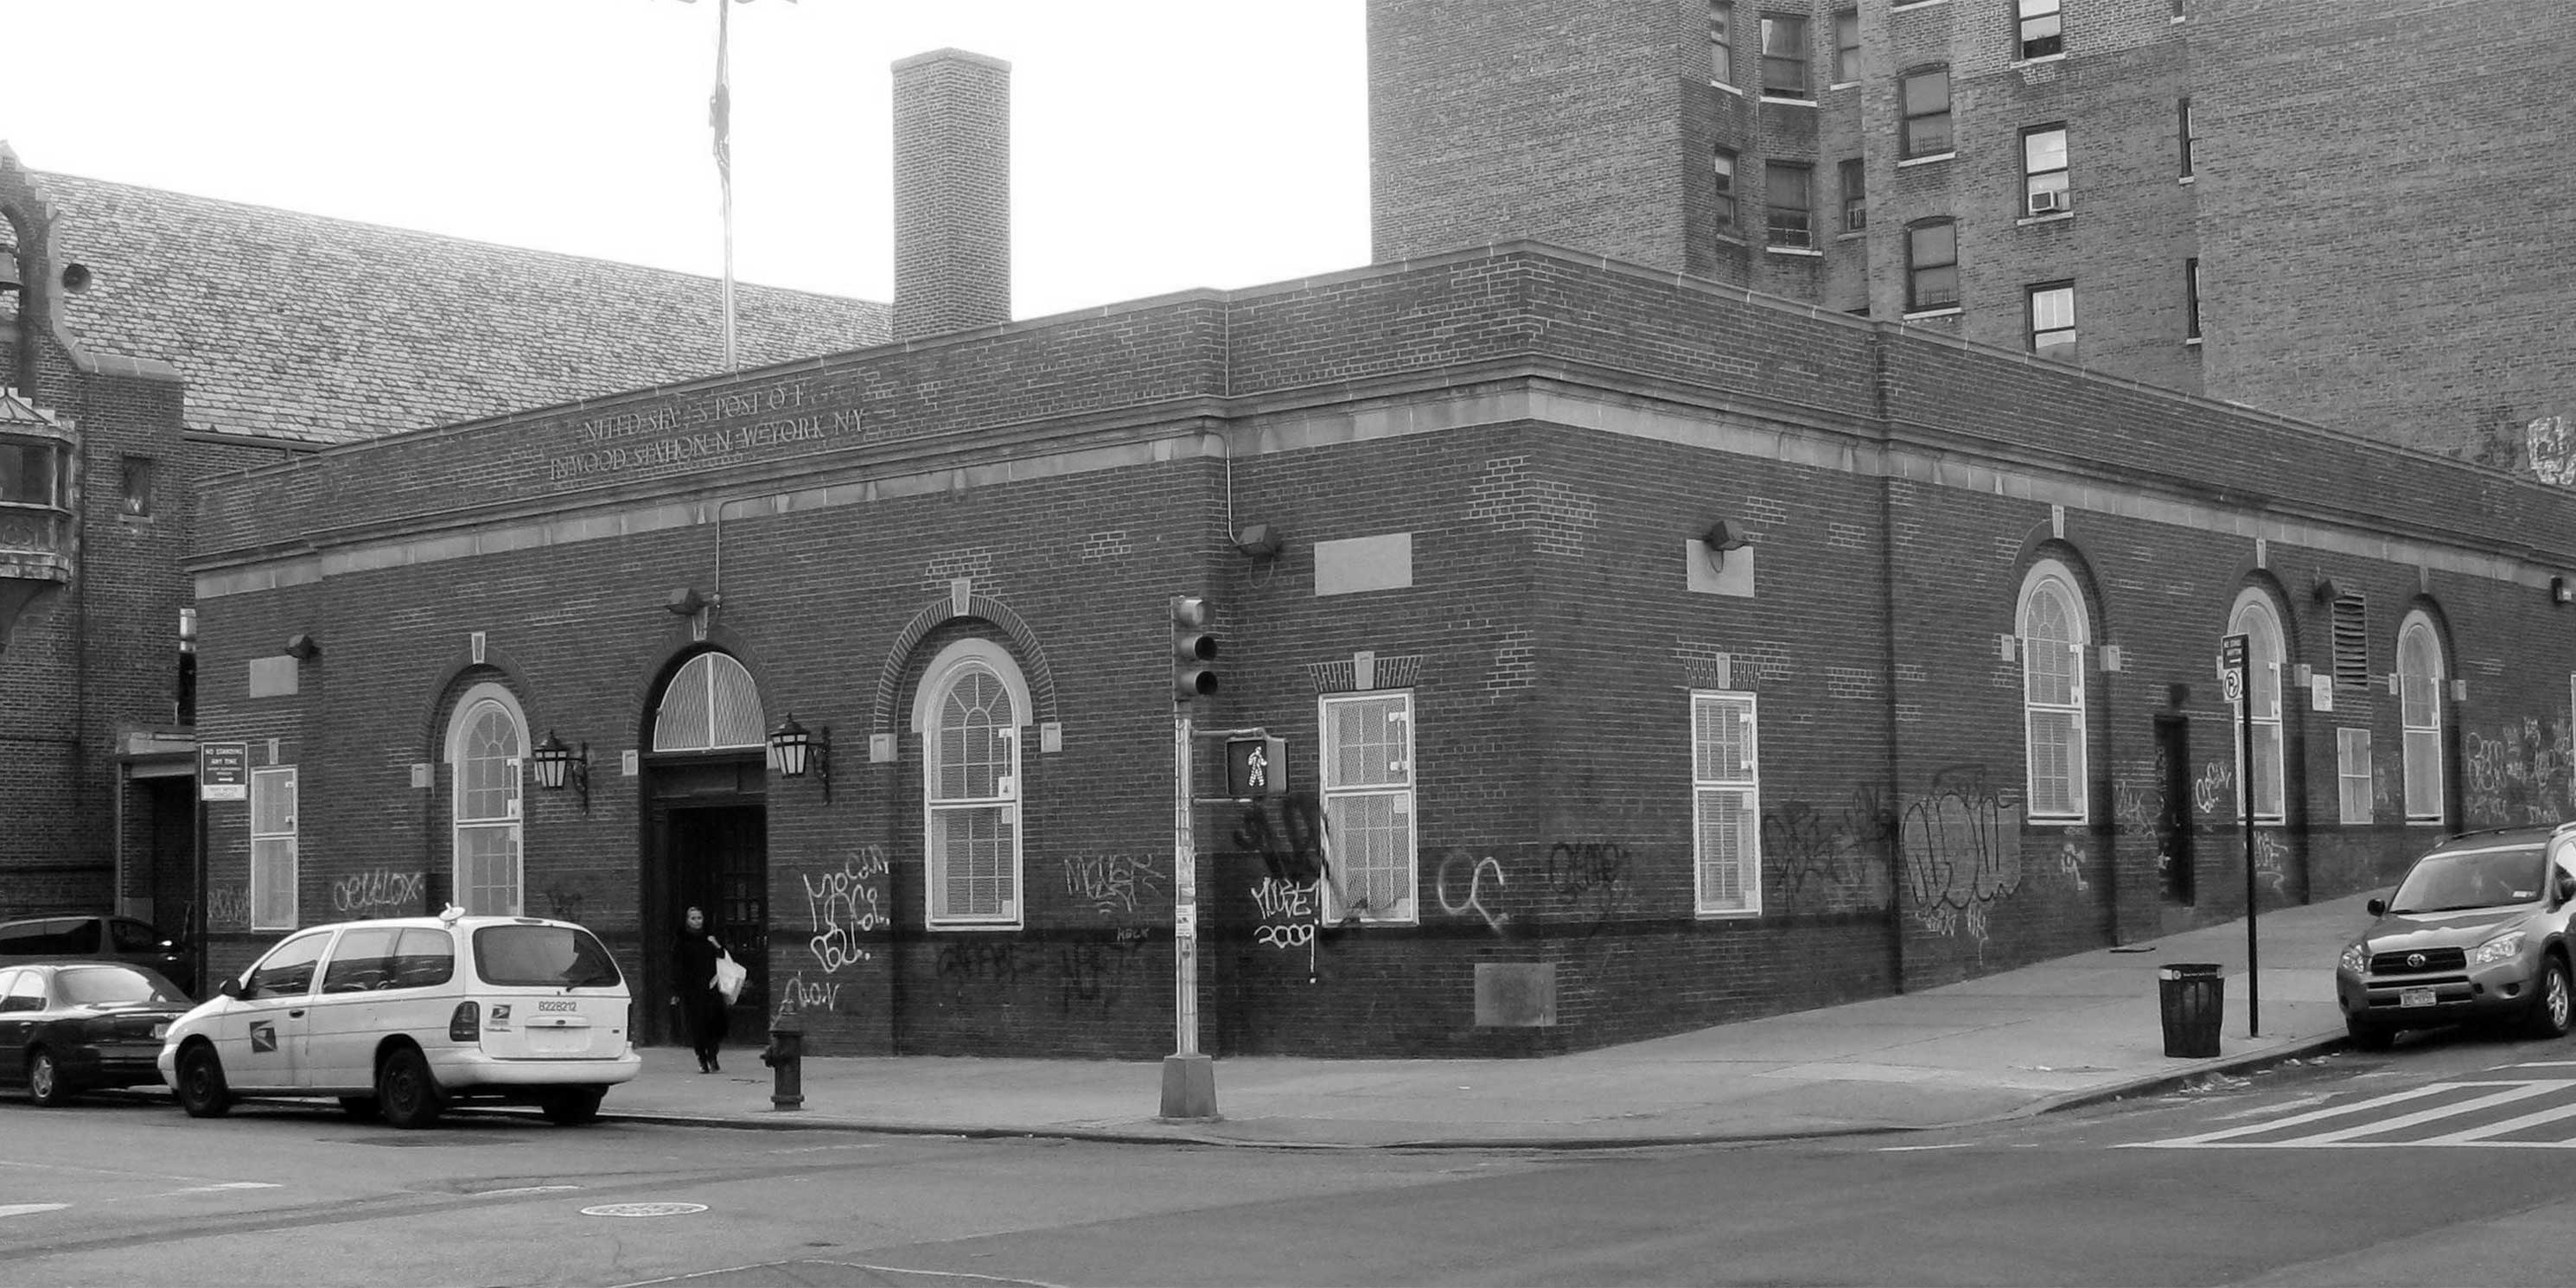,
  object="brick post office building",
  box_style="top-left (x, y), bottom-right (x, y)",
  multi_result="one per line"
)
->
top-left (188, 239), bottom-right (2576, 1057)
